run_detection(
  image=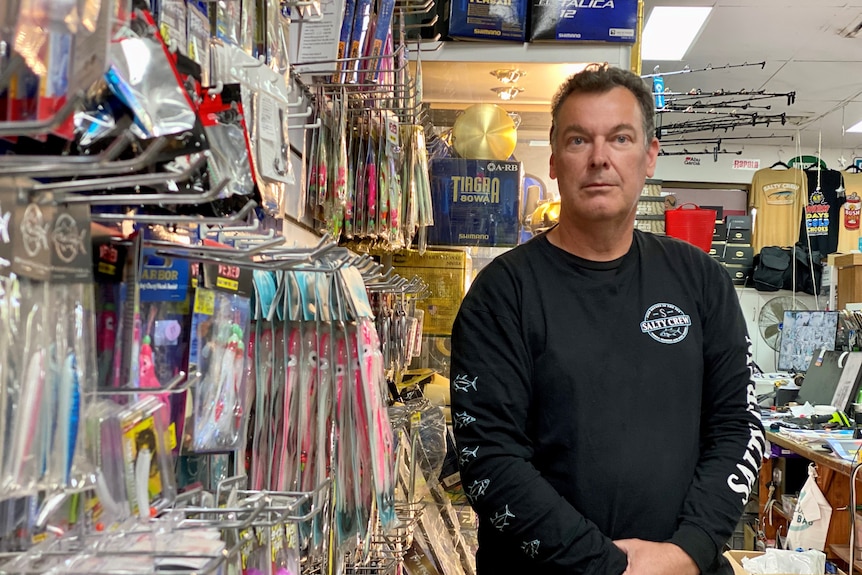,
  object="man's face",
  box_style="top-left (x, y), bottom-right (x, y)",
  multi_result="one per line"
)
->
top-left (549, 86), bottom-right (659, 226)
